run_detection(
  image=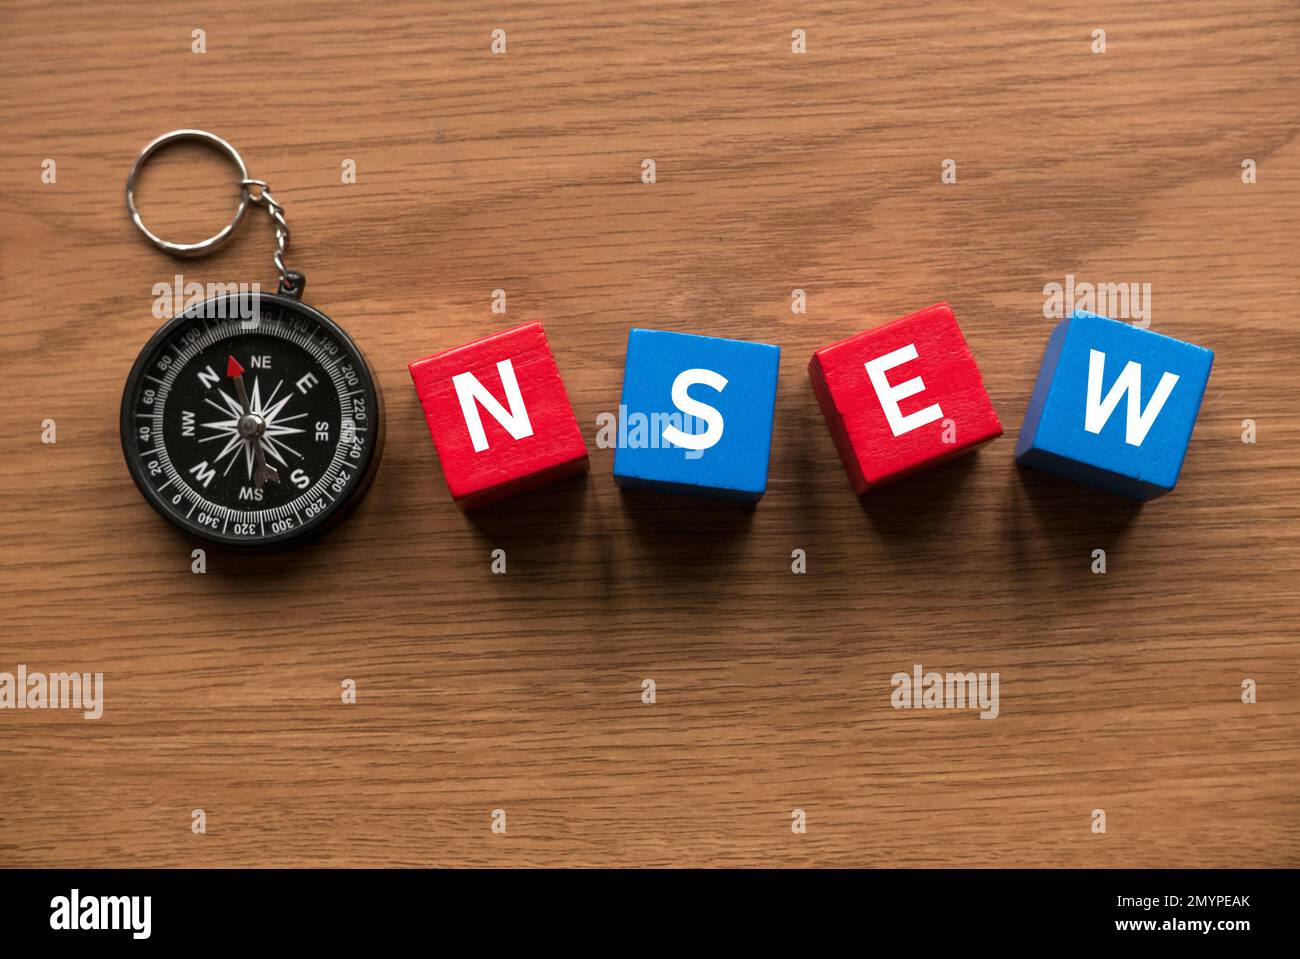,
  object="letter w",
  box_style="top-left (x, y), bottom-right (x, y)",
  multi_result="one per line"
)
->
top-left (1084, 349), bottom-right (1178, 447)
top-left (452, 359), bottom-right (534, 452)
